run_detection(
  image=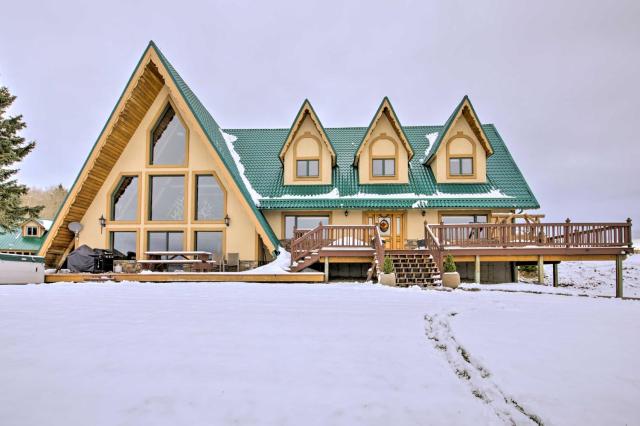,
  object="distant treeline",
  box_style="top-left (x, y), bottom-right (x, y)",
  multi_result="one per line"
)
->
top-left (22, 184), bottom-right (68, 220)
